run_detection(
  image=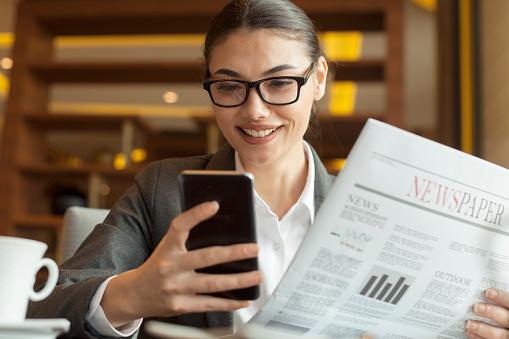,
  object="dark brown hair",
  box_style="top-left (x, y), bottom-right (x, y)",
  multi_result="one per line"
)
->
top-left (203, 0), bottom-right (326, 142)
top-left (204, 0), bottom-right (323, 65)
